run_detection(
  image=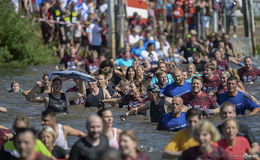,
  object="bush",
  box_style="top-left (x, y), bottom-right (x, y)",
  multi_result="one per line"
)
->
top-left (0, 0), bottom-right (57, 66)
